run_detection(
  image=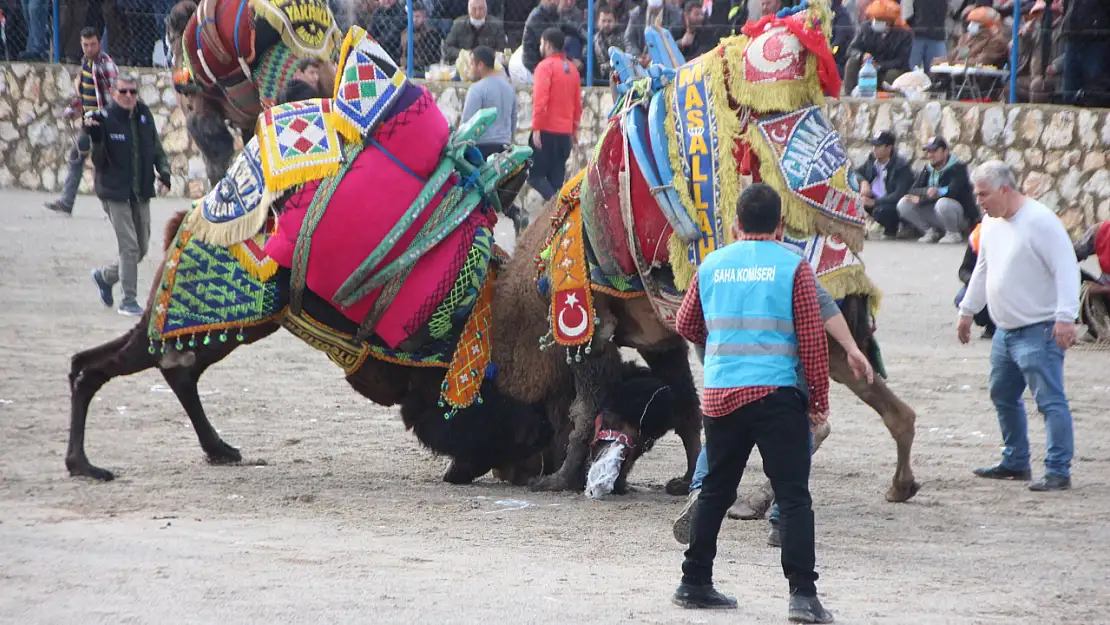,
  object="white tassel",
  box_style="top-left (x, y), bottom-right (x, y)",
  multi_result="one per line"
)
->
top-left (584, 442), bottom-right (626, 500)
